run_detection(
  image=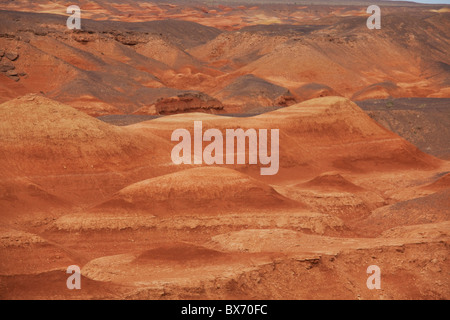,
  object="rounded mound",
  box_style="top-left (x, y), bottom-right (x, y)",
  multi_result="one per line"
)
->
top-left (135, 243), bottom-right (227, 263)
top-left (97, 167), bottom-right (303, 215)
top-left (259, 97), bottom-right (441, 172)
top-left (0, 94), bottom-right (169, 176)
top-left (352, 82), bottom-right (402, 101)
top-left (0, 178), bottom-right (67, 216)
top-left (215, 74), bottom-right (296, 110)
top-left (358, 189), bottom-right (450, 234)
top-left (298, 172), bottom-right (365, 192)
top-left (293, 83), bottom-right (341, 101)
